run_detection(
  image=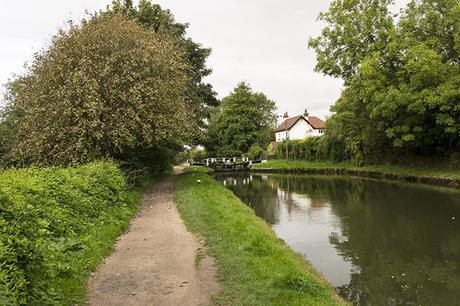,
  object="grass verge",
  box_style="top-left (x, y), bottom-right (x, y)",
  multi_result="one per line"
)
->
top-left (253, 160), bottom-right (460, 187)
top-left (173, 169), bottom-right (345, 306)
